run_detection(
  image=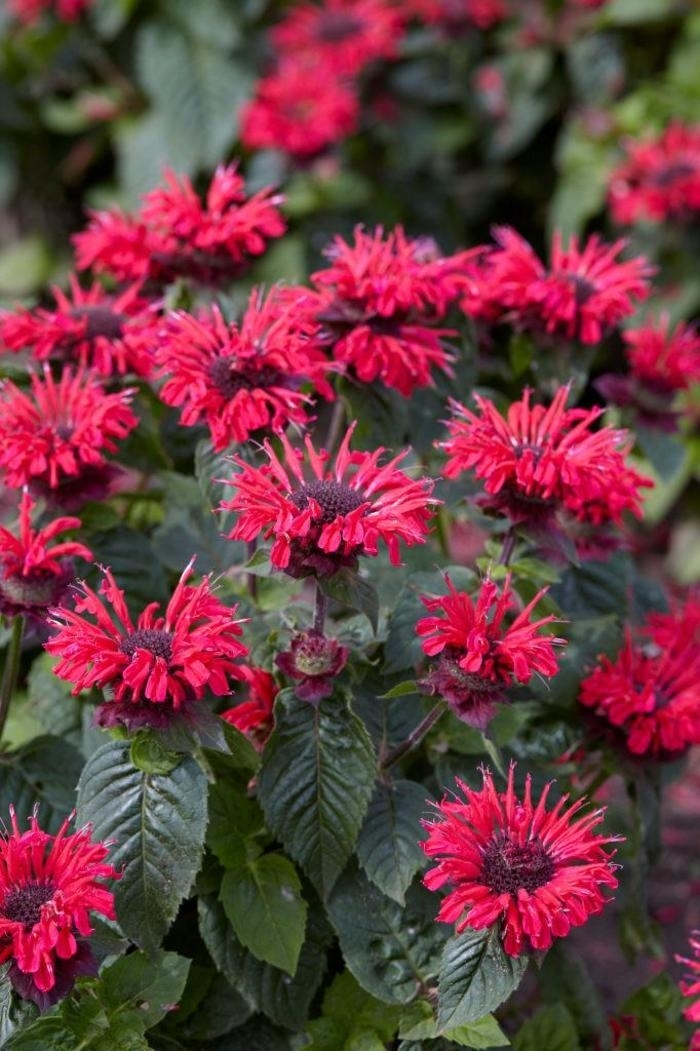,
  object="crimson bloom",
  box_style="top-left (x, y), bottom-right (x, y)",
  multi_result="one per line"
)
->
top-left (0, 489), bottom-right (92, 621)
top-left (677, 931), bottom-right (700, 1046)
top-left (73, 164), bottom-right (285, 287)
top-left (155, 290), bottom-right (334, 451)
top-left (7, 0), bottom-right (90, 24)
top-left (440, 385), bottom-right (652, 550)
top-left (608, 123), bottom-right (700, 225)
top-left (578, 598), bottom-right (700, 757)
top-left (422, 765), bottom-right (621, 956)
top-left (0, 807), bottom-right (118, 1008)
top-left (221, 666), bottom-right (278, 752)
top-left (416, 574), bottom-right (564, 728)
top-left (0, 277), bottom-right (159, 378)
top-left (45, 559), bottom-right (248, 731)
top-left (0, 366), bottom-right (138, 507)
top-left (240, 58), bottom-right (359, 160)
top-left (220, 422), bottom-right (437, 578)
top-left (461, 226), bottom-right (652, 345)
top-left (276, 630), bottom-right (349, 703)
